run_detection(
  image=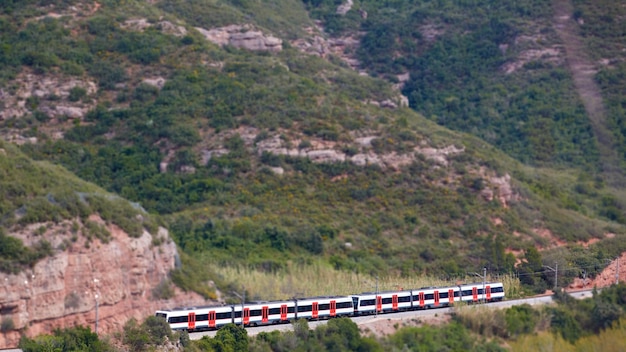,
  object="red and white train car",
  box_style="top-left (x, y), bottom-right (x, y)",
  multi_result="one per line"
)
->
top-left (410, 285), bottom-right (459, 309)
top-left (156, 282), bottom-right (506, 331)
top-left (155, 305), bottom-right (233, 331)
top-left (294, 296), bottom-right (354, 320)
top-left (352, 290), bottom-right (413, 315)
top-left (232, 300), bottom-right (296, 326)
top-left (458, 282), bottom-right (505, 303)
